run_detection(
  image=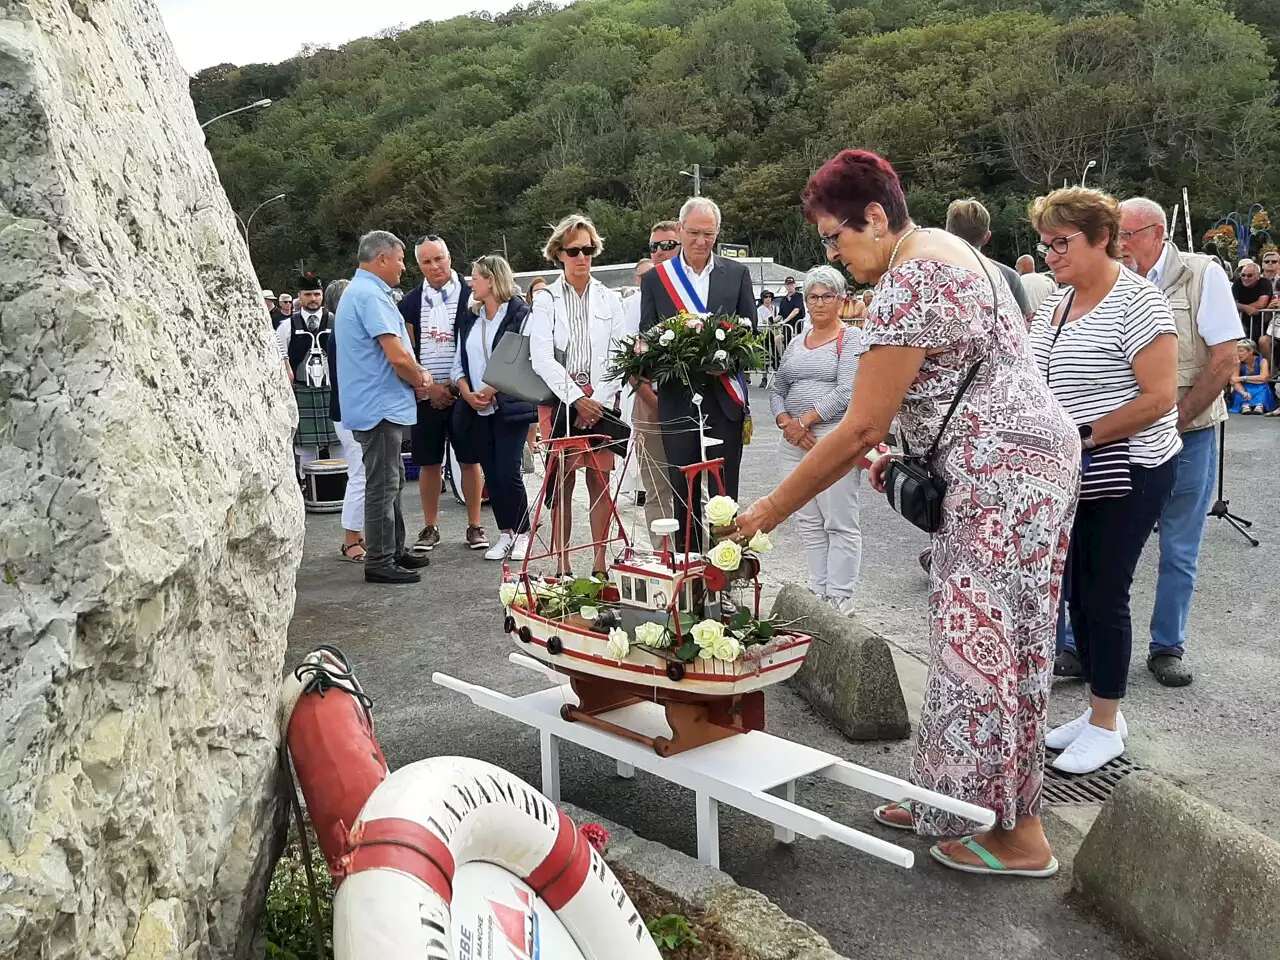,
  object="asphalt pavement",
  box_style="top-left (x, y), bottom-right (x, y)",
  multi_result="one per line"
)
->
top-left (285, 390), bottom-right (1278, 959)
